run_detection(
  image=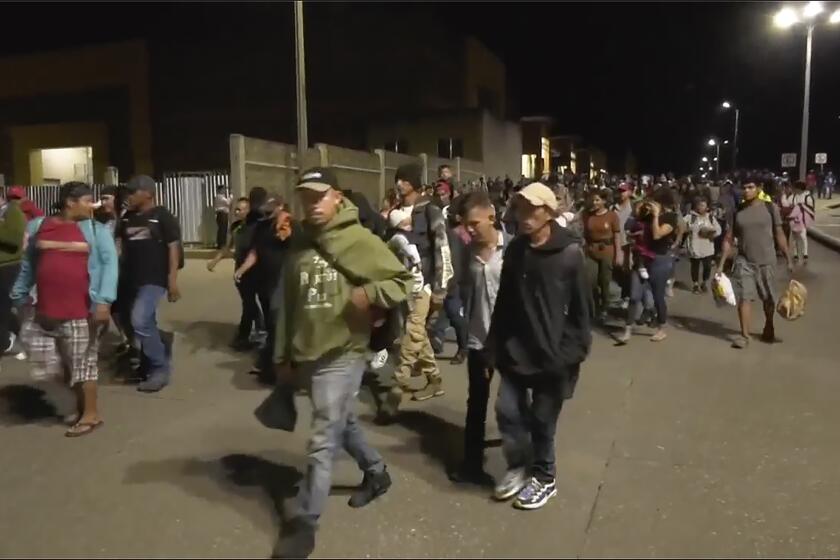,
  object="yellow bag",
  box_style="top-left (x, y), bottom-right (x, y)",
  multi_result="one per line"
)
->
top-left (777, 279), bottom-right (807, 321)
